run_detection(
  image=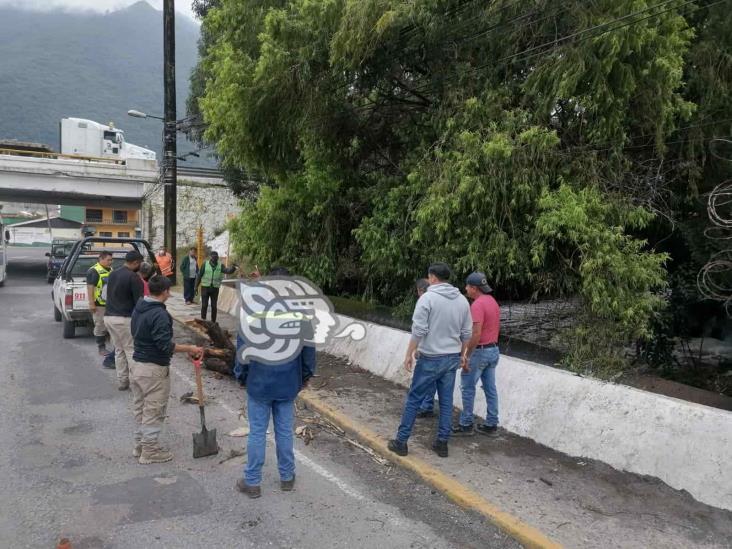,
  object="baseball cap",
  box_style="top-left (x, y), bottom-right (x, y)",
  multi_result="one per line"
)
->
top-left (125, 250), bottom-right (143, 262)
top-left (465, 272), bottom-right (492, 293)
